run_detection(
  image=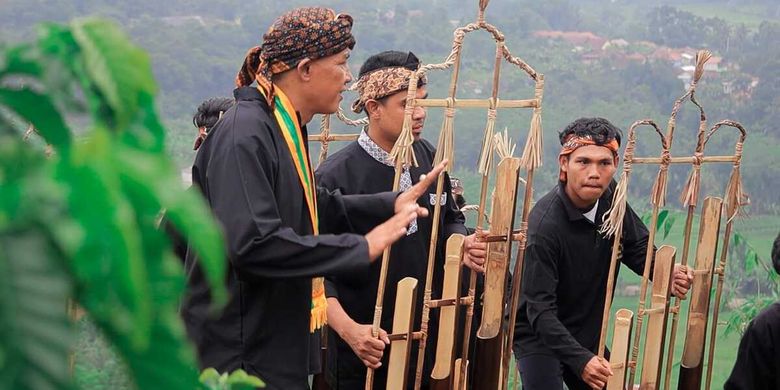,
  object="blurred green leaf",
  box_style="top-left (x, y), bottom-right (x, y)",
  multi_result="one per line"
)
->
top-left (0, 229), bottom-right (74, 390)
top-left (745, 248), bottom-right (757, 273)
top-left (0, 88), bottom-right (71, 149)
top-left (70, 18), bottom-right (157, 133)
